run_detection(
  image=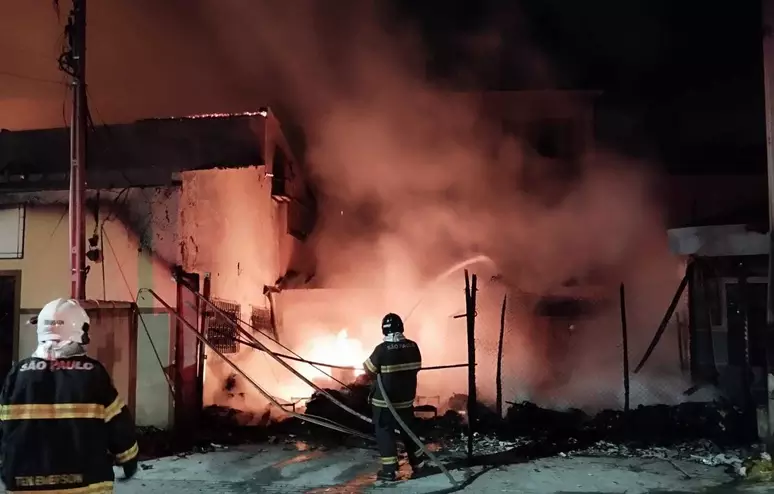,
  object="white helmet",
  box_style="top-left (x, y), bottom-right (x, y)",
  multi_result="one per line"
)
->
top-left (35, 298), bottom-right (91, 345)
